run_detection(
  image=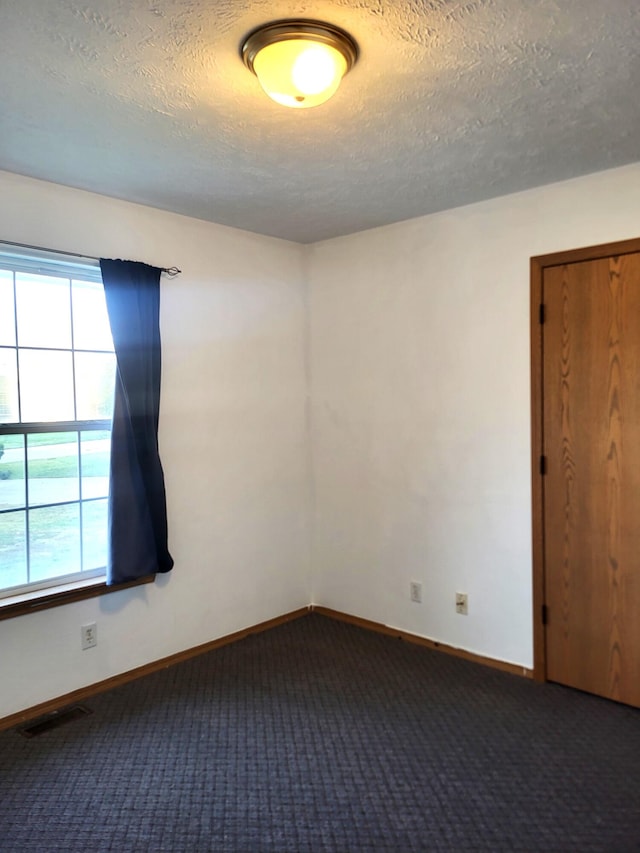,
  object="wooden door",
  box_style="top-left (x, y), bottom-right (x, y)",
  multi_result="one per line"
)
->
top-left (532, 239), bottom-right (640, 707)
